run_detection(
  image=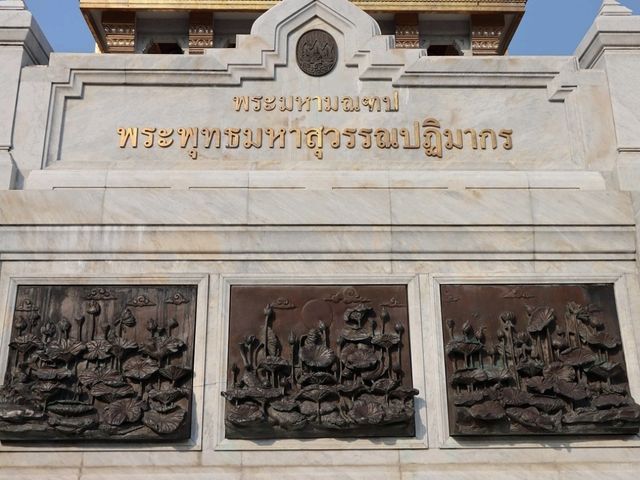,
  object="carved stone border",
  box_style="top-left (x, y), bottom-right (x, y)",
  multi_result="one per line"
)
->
top-left (426, 273), bottom-right (640, 449)
top-left (212, 274), bottom-right (428, 451)
top-left (0, 273), bottom-right (209, 452)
